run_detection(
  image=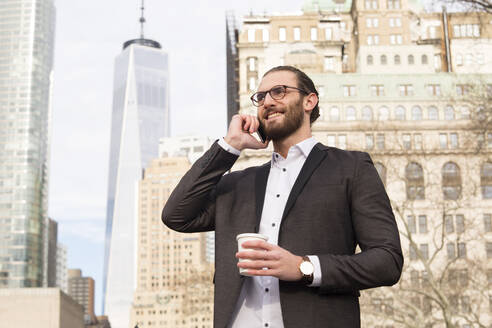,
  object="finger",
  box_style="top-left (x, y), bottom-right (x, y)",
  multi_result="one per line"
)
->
top-left (236, 250), bottom-right (273, 260)
top-left (243, 268), bottom-right (278, 277)
top-left (237, 260), bottom-right (275, 270)
top-left (241, 240), bottom-right (275, 251)
top-left (249, 116), bottom-right (257, 133)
